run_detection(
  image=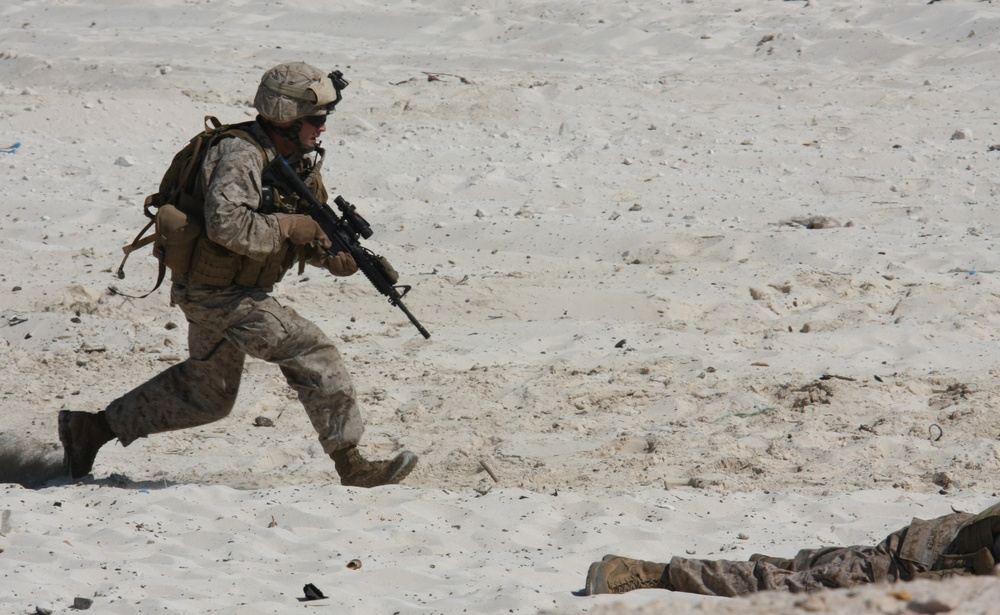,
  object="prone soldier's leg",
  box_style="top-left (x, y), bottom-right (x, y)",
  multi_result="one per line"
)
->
top-left (667, 543), bottom-right (896, 596)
